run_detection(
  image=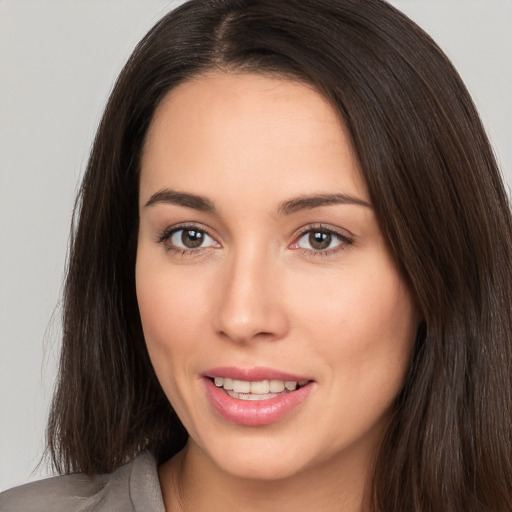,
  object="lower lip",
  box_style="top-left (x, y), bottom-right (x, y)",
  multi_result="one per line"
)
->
top-left (204, 378), bottom-right (314, 426)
